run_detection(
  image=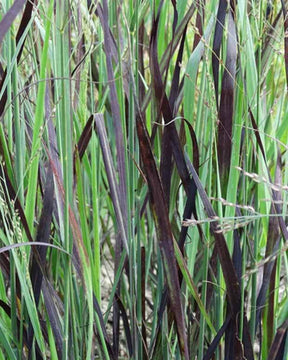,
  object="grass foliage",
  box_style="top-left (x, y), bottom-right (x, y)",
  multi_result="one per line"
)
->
top-left (0, 0), bottom-right (287, 359)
